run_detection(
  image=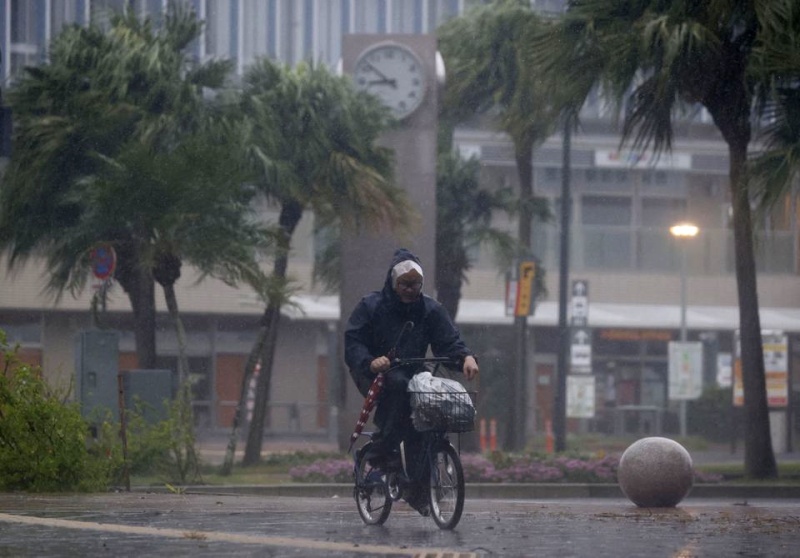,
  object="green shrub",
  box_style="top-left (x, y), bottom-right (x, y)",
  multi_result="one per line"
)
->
top-left (117, 385), bottom-right (201, 485)
top-left (688, 387), bottom-right (735, 442)
top-left (0, 330), bottom-right (112, 492)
